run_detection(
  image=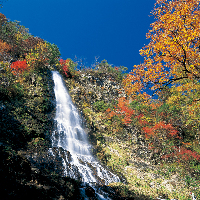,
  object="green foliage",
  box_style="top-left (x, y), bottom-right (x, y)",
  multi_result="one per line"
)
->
top-left (0, 19), bottom-right (29, 41)
top-left (79, 59), bottom-right (127, 82)
top-left (46, 42), bottom-right (61, 65)
top-left (93, 59), bottom-right (127, 82)
top-left (67, 58), bottom-right (77, 75)
top-left (0, 18), bottom-right (31, 59)
top-left (93, 100), bottom-right (109, 112)
top-left (130, 99), bottom-right (151, 113)
top-left (0, 13), bottom-right (59, 73)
